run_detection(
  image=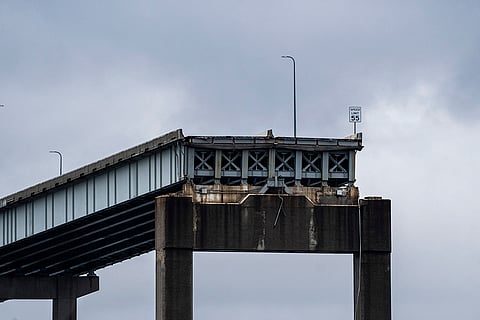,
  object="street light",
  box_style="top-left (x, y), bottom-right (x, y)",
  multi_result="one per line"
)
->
top-left (281, 55), bottom-right (297, 138)
top-left (49, 150), bottom-right (63, 176)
